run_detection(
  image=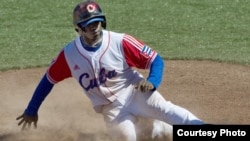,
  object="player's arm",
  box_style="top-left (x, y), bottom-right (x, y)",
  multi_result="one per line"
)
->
top-left (16, 50), bottom-right (71, 130)
top-left (24, 74), bottom-right (54, 116)
top-left (147, 55), bottom-right (164, 89)
top-left (122, 34), bottom-right (164, 91)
